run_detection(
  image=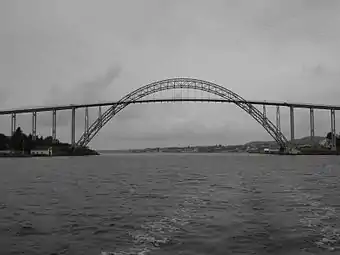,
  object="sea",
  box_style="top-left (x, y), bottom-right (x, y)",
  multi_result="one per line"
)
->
top-left (0, 153), bottom-right (340, 255)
